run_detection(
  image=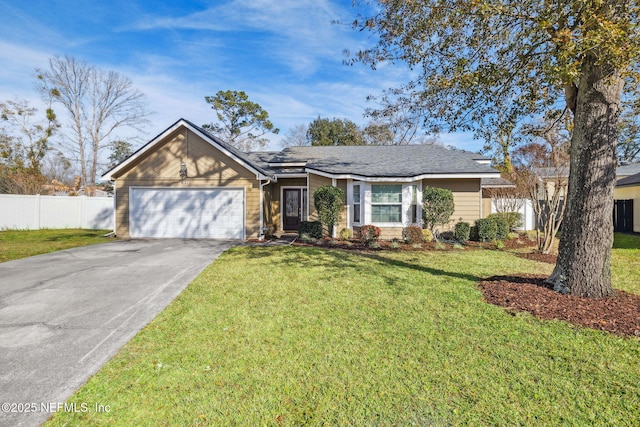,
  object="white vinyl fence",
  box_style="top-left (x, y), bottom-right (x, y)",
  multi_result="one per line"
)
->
top-left (0, 194), bottom-right (114, 230)
top-left (491, 198), bottom-right (536, 231)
